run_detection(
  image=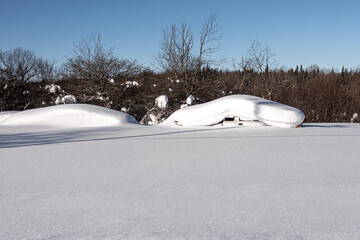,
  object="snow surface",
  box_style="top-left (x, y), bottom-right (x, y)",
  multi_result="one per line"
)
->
top-left (0, 104), bottom-right (138, 128)
top-left (1, 122), bottom-right (360, 240)
top-left (0, 111), bottom-right (19, 122)
top-left (165, 95), bottom-right (305, 128)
